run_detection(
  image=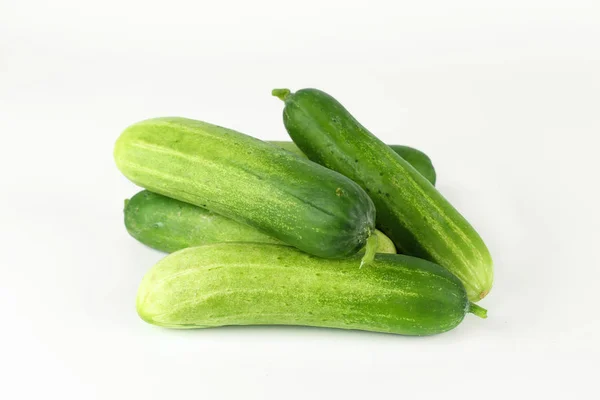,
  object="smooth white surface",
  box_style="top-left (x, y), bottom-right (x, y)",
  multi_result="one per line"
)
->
top-left (1, 1), bottom-right (599, 398)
